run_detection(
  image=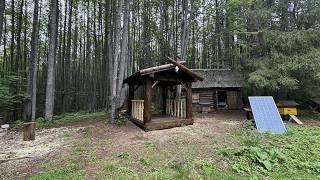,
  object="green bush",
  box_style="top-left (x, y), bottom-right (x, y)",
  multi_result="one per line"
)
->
top-left (222, 125), bottom-right (320, 178)
top-left (0, 74), bottom-right (29, 116)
